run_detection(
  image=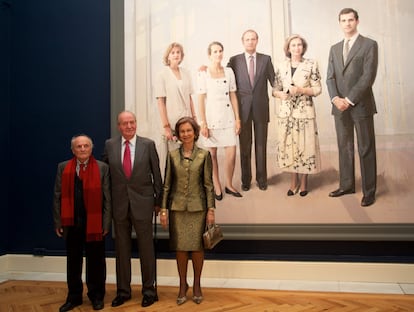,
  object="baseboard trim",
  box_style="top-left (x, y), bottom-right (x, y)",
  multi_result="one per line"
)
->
top-left (1, 254), bottom-right (413, 284)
